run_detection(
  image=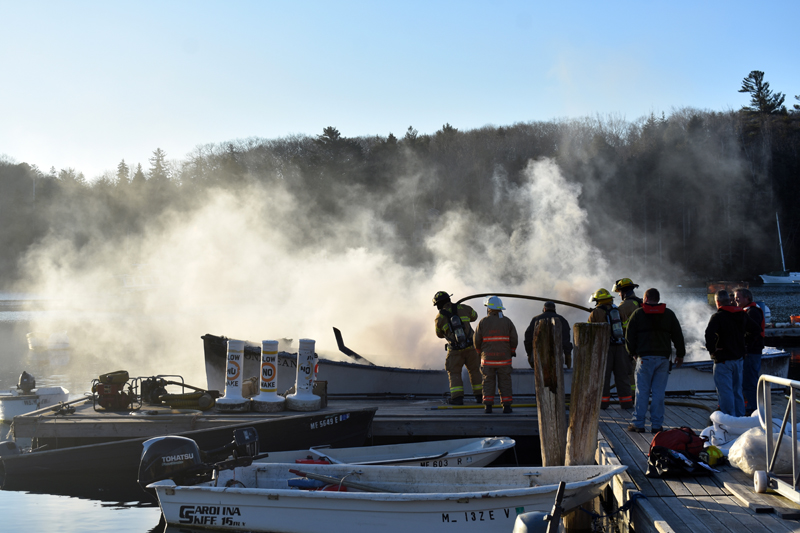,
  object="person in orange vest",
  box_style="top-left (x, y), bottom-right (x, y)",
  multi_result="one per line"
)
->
top-left (433, 291), bottom-right (483, 405)
top-left (589, 288), bottom-right (633, 410)
top-left (474, 296), bottom-right (518, 414)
